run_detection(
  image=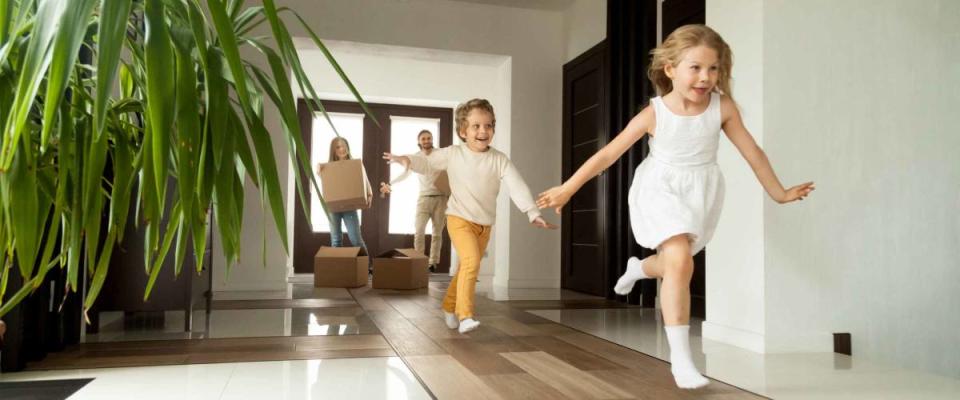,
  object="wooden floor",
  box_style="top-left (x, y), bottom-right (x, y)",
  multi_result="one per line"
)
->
top-left (25, 281), bottom-right (765, 399)
top-left (353, 283), bottom-right (764, 400)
